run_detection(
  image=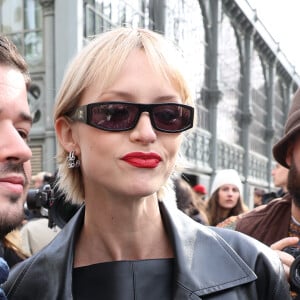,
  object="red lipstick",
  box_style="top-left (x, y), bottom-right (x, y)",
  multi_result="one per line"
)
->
top-left (121, 152), bottom-right (162, 168)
